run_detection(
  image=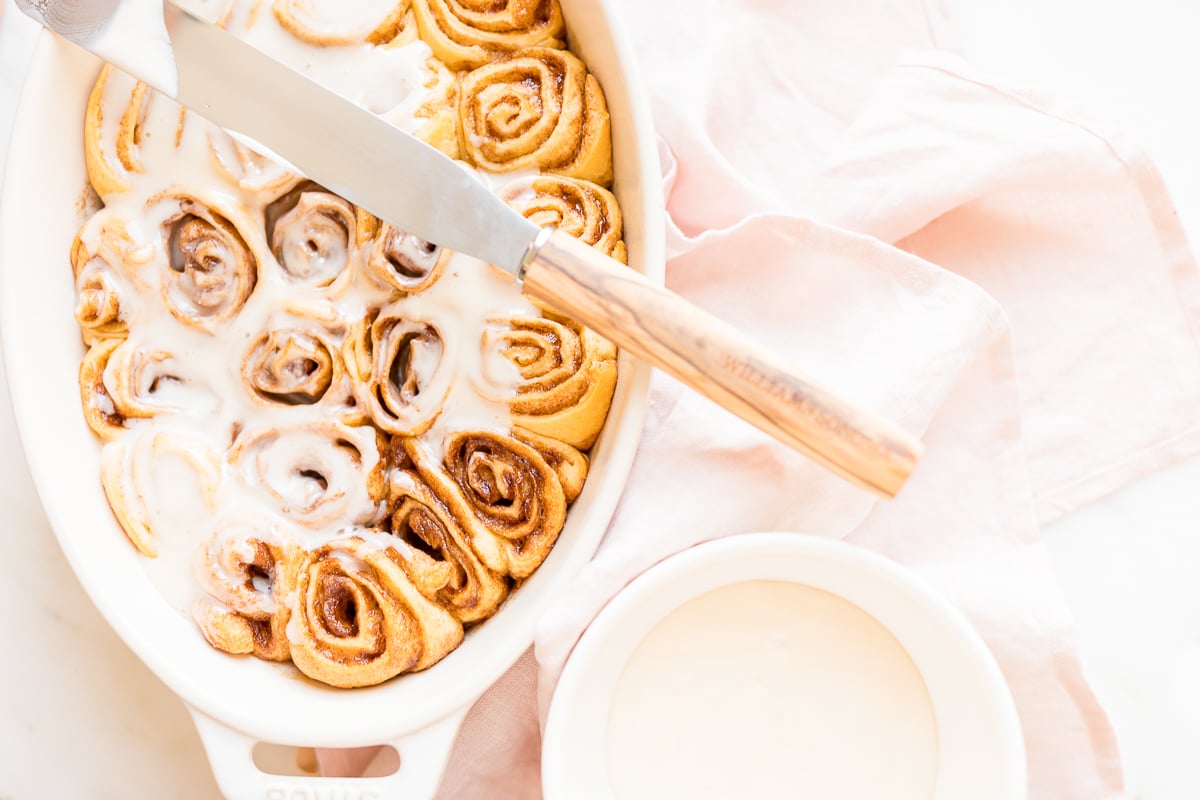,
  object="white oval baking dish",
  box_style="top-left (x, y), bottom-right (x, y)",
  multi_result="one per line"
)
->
top-left (543, 533), bottom-right (1027, 800)
top-left (0, 2), bottom-right (663, 796)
